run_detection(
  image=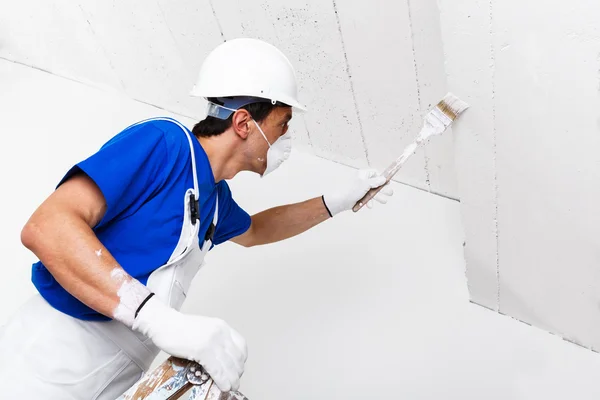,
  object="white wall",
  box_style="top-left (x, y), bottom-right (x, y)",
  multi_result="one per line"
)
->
top-left (3, 58), bottom-right (600, 399)
top-left (439, 0), bottom-right (600, 350)
top-left (0, 0), bottom-right (457, 198)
